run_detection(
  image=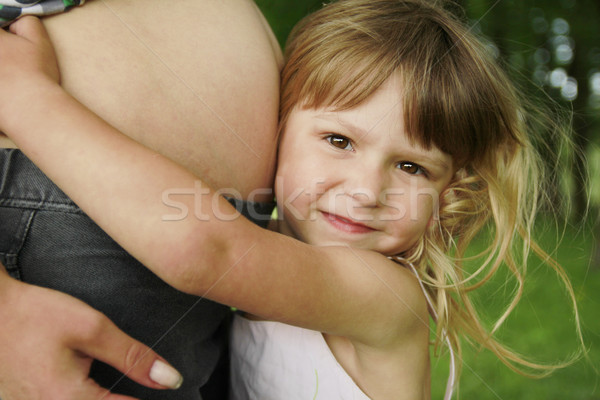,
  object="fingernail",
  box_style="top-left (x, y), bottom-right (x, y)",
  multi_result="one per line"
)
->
top-left (149, 360), bottom-right (183, 389)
